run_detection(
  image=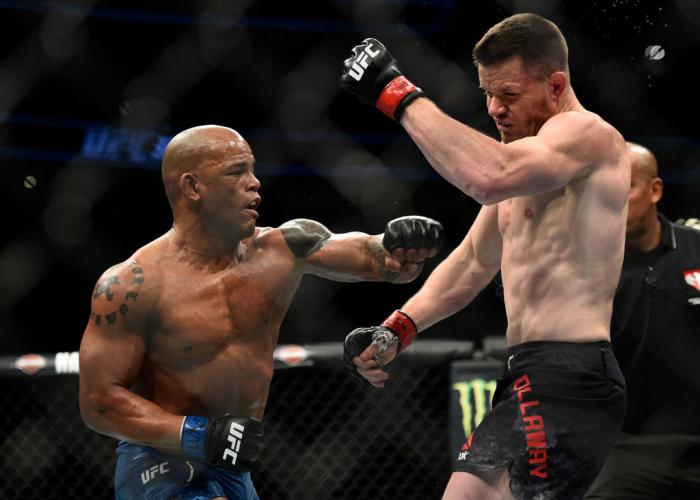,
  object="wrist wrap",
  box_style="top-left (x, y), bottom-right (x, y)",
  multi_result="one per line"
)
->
top-left (381, 309), bottom-right (418, 350)
top-left (375, 76), bottom-right (424, 121)
top-left (181, 415), bottom-right (208, 460)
